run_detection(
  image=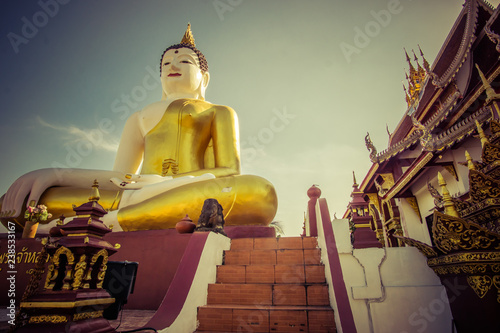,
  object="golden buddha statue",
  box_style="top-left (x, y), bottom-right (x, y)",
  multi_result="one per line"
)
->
top-left (0, 24), bottom-right (278, 234)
